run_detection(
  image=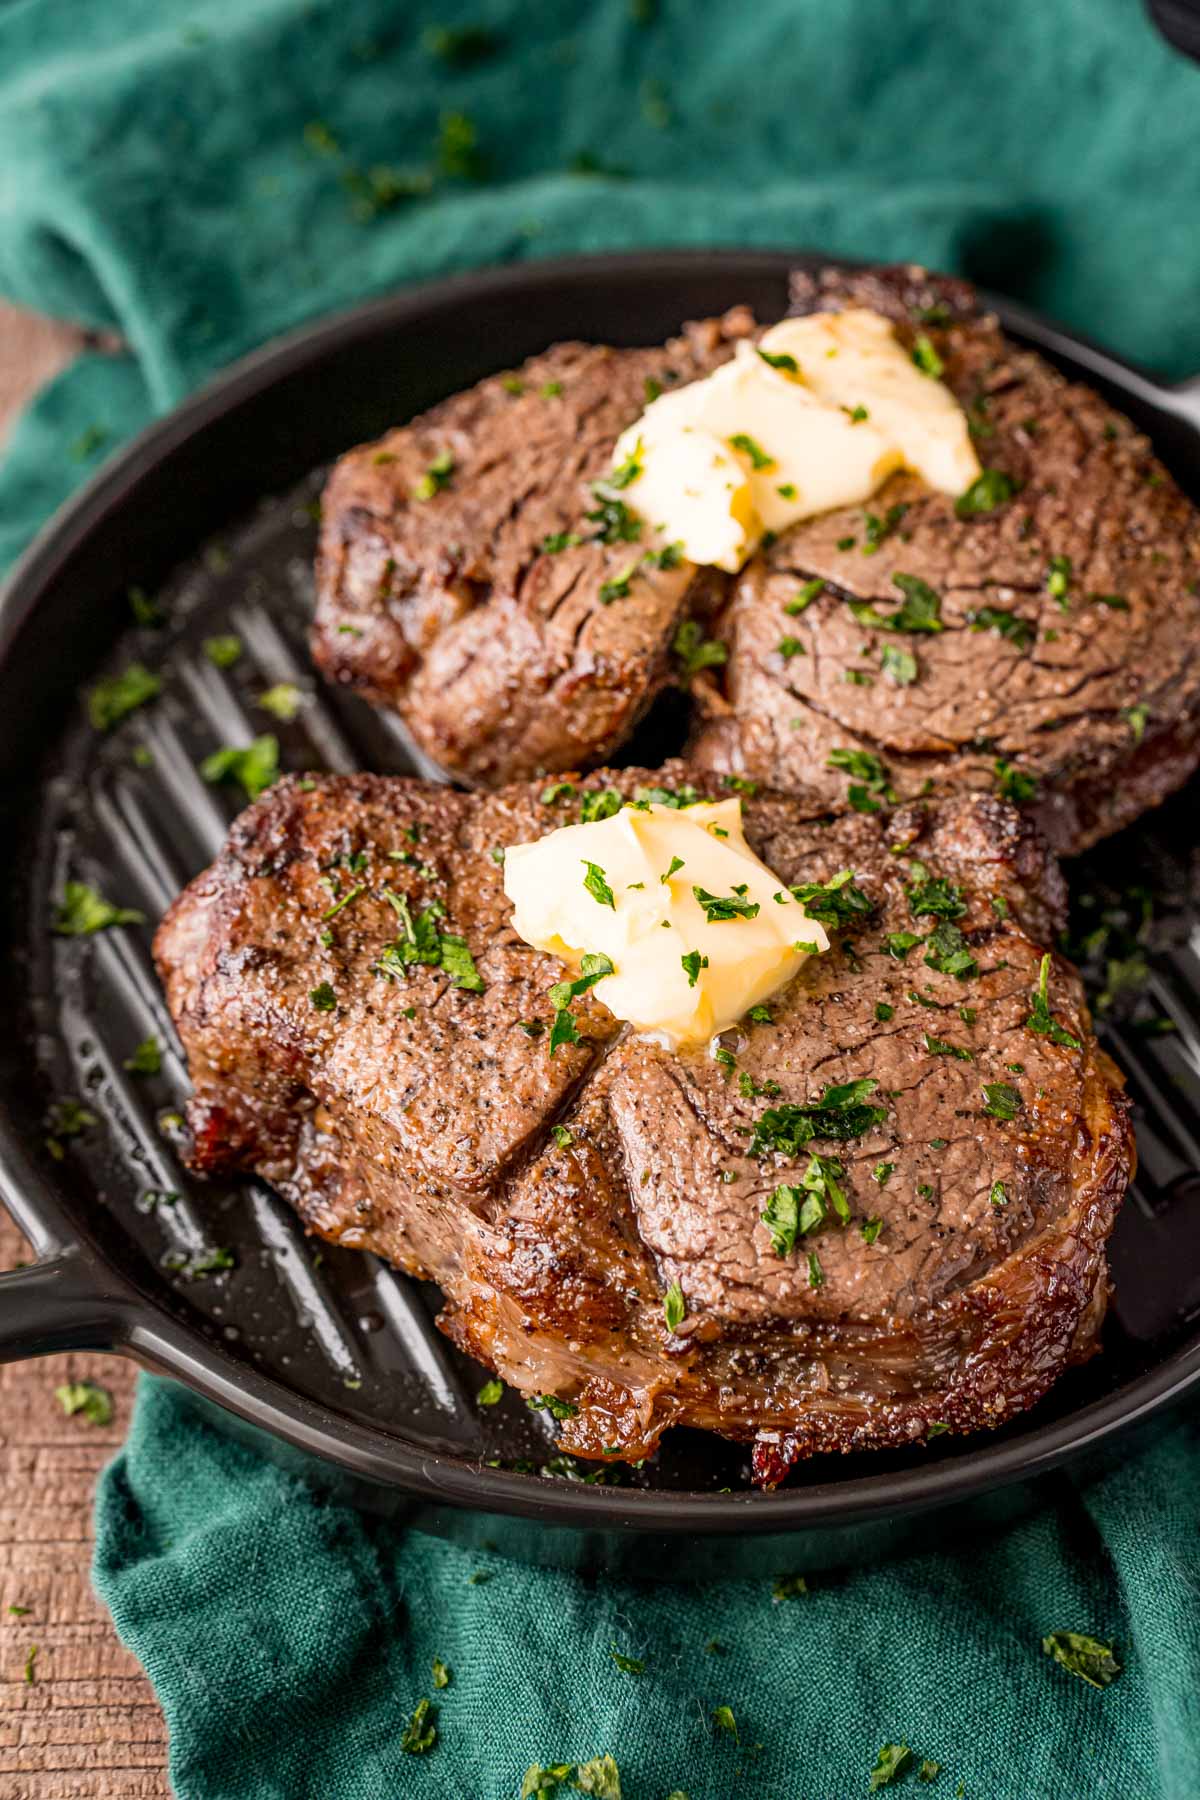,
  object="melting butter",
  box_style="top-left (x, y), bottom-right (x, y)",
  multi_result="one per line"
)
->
top-left (612, 308), bottom-right (980, 573)
top-left (503, 798), bottom-right (829, 1049)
